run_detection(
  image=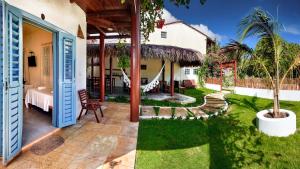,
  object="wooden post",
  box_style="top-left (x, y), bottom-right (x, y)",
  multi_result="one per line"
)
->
top-left (130, 0), bottom-right (141, 122)
top-left (220, 63), bottom-right (223, 91)
top-left (234, 60), bottom-right (237, 86)
top-left (99, 33), bottom-right (105, 101)
top-left (109, 57), bottom-right (113, 94)
top-left (91, 56), bottom-right (94, 78)
top-left (91, 56), bottom-right (94, 93)
top-left (170, 62), bottom-right (174, 96)
top-left (161, 60), bottom-right (165, 90)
